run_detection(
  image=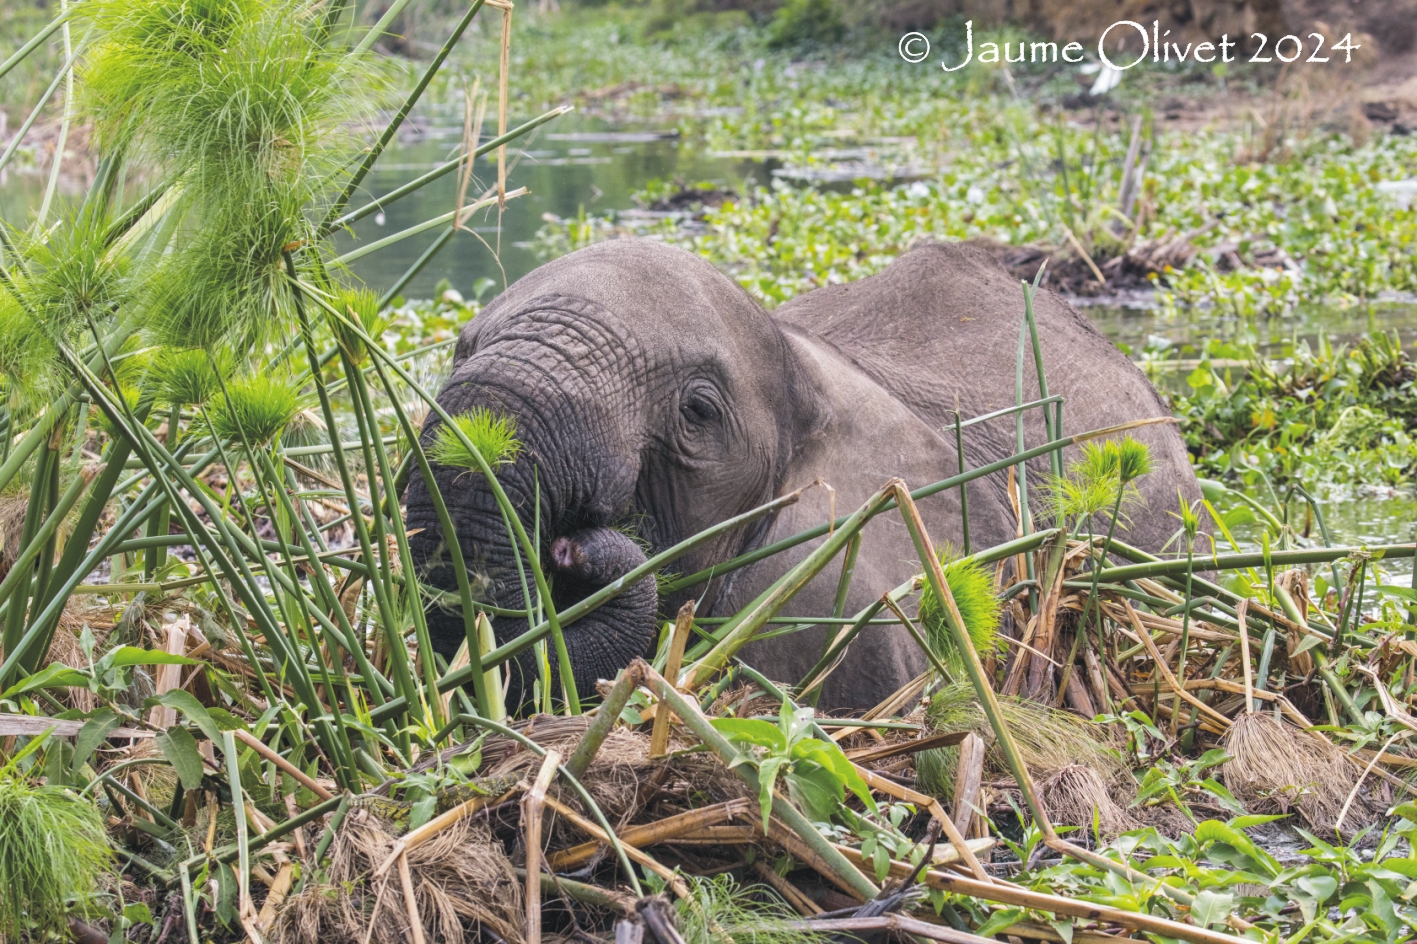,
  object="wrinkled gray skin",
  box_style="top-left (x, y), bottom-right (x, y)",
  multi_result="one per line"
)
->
top-left (405, 239), bottom-right (1199, 710)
